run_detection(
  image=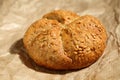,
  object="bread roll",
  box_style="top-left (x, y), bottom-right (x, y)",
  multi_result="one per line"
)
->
top-left (23, 10), bottom-right (107, 70)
